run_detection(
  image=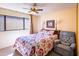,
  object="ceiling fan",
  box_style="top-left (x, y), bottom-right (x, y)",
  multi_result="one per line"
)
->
top-left (23, 3), bottom-right (43, 14)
